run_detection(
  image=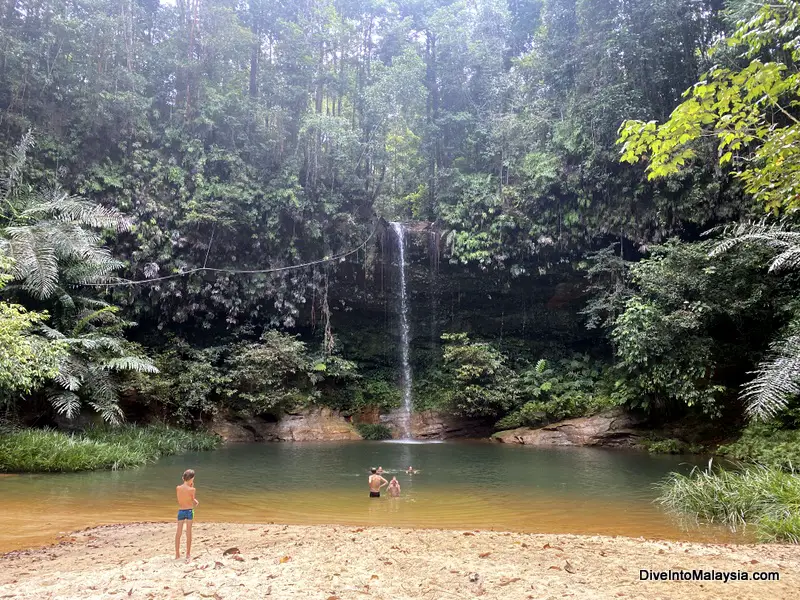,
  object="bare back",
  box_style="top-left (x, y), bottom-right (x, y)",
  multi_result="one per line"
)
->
top-left (176, 483), bottom-right (196, 509)
top-left (369, 474), bottom-right (387, 492)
